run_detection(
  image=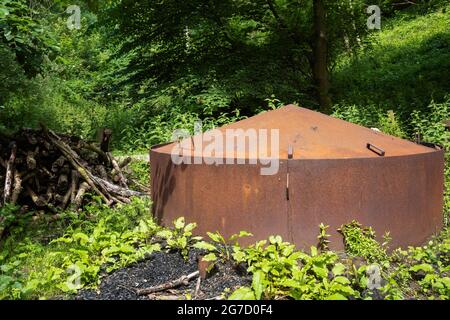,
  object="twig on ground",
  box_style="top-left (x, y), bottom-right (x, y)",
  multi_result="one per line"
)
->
top-left (194, 275), bottom-right (201, 299)
top-left (147, 294), bottom-right (185, 300)
top-left (136, 271), bottom-right (200, 295)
